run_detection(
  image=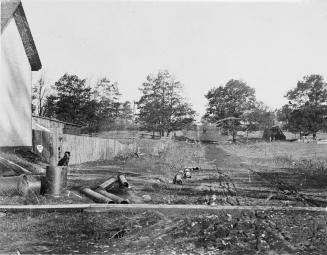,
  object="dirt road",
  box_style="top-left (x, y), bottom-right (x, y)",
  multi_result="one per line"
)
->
top-left (203, 143), bottom-right (327, 208)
